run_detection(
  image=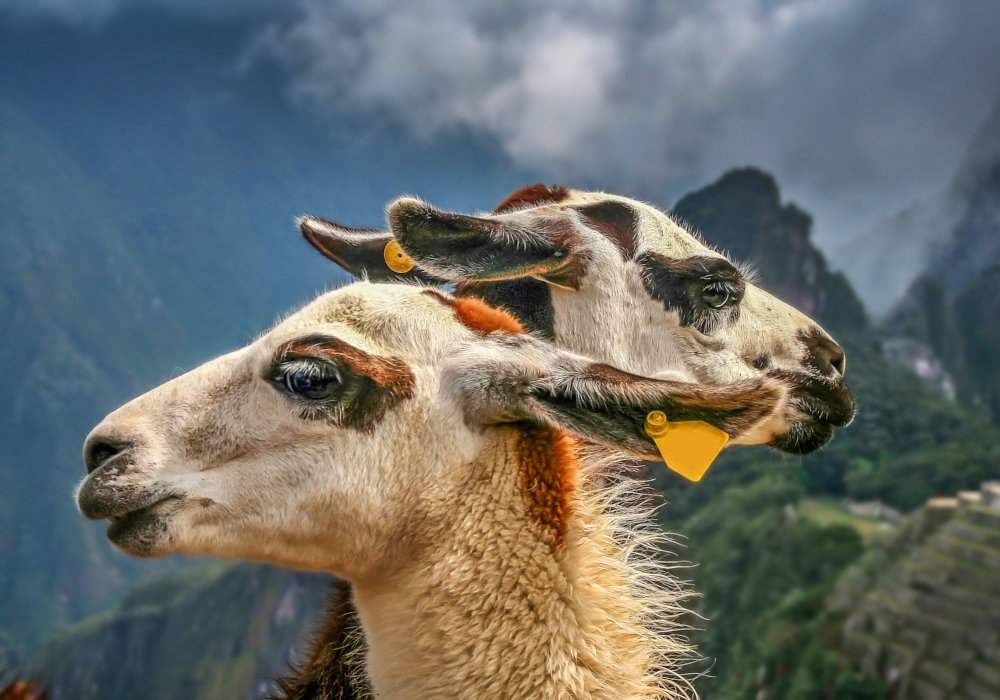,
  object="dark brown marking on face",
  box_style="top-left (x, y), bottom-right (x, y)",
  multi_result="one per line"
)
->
top-left (268, 335), bottom-right (415, 431)
top-left (516, 426), bottom-right (578, 550)
top-left (575, 201), bottom-right (638, 259)
top-left (494, 183), bottom-right (571, 214)
top-left (422, 290), bottom-right (527, 335)
top-left (454, 279), bottom-right (556, 339)
top-left (637, 252), bottom-right (746, 334)
top-left (752, 355), bottom-right (771, 370)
